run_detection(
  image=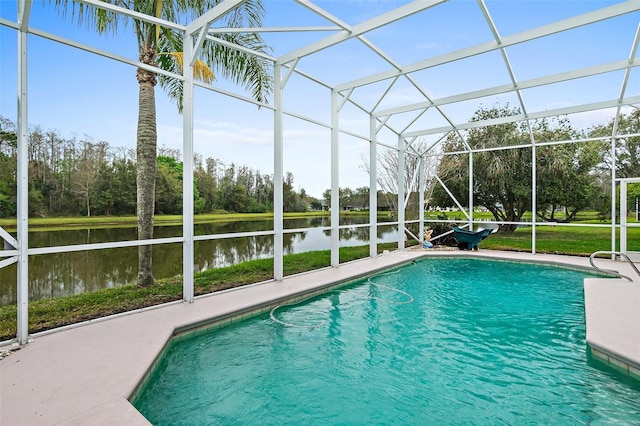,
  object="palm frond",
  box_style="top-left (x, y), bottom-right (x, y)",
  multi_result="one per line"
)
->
top-left (51, 0), bottom-right (132, 35)
top-left (201, 32), bottom-right (273, 105)
top-left (158, 52), bottom-right (215, 84)
top-left (156, 30), bottom-right (217, 112)
top-left (191, 0), bottom-right (272, 105)
top-left (155, 0), bottom-right (163, 43)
